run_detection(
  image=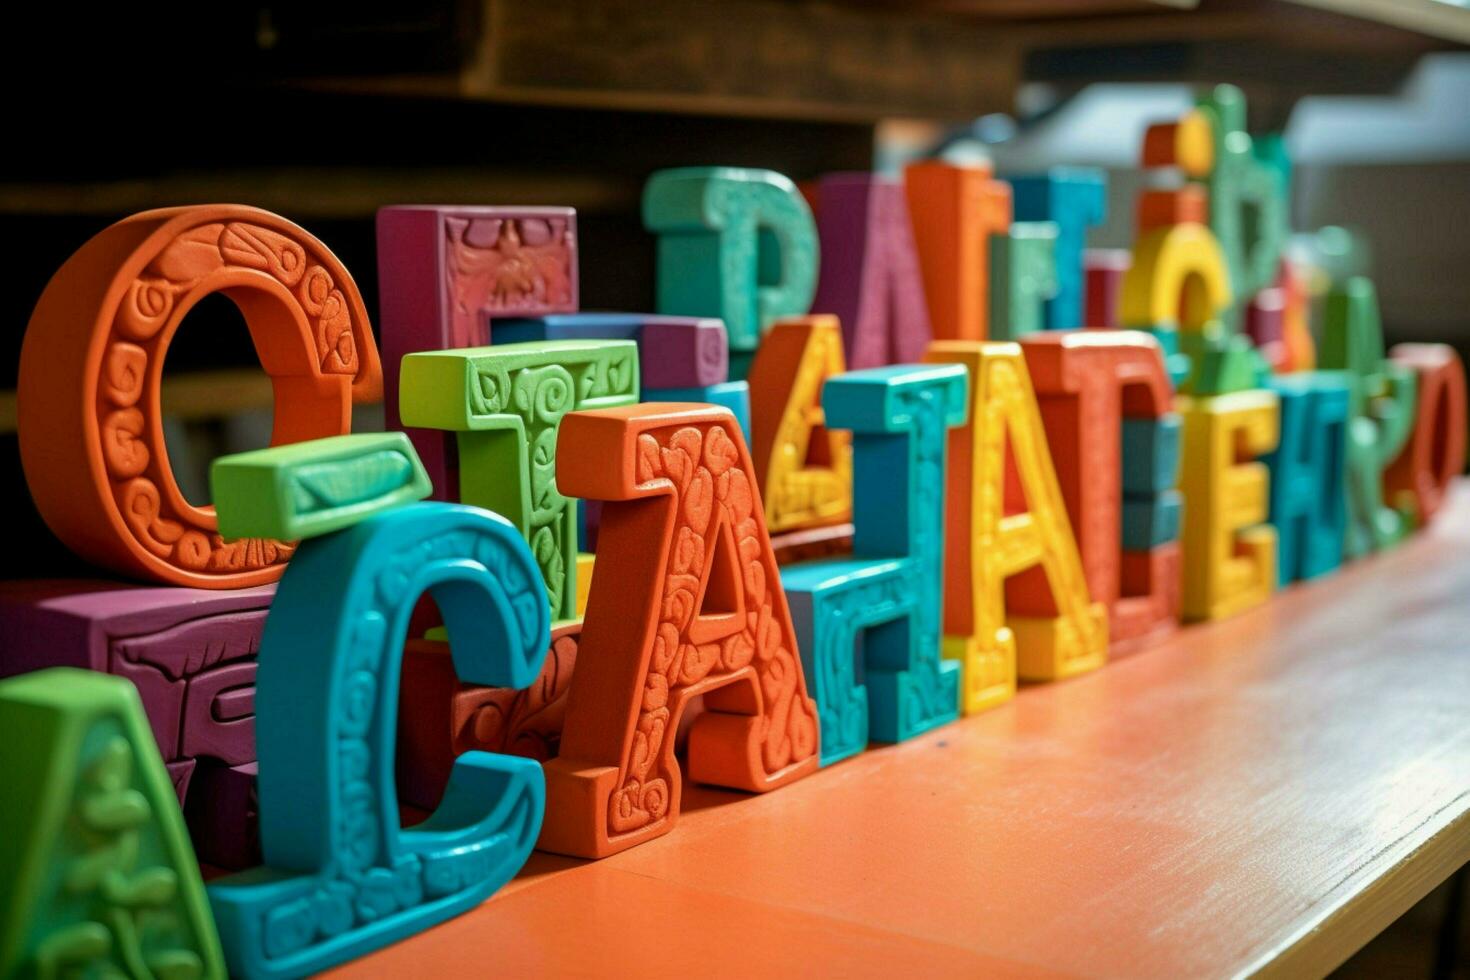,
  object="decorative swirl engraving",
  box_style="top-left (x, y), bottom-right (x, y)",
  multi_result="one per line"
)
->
top-left (103, 343), bottom-right (148, 407)
top-left (445, 215), bottom-right (575, 336)
top-left (604, 420), bottom-right (819, 838)
top-left (450, 346), bottom-right (637, 620)
top-left (767, 326), bottom-right (852, 530)
top-left (102, 408), bottom-right (150, 478)
top-left (119, 279), bottom-right (175, 340)
top-left (458, 627), bottom-right (581, 762)
top-left (97, 215), bottom-right (369, 582)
